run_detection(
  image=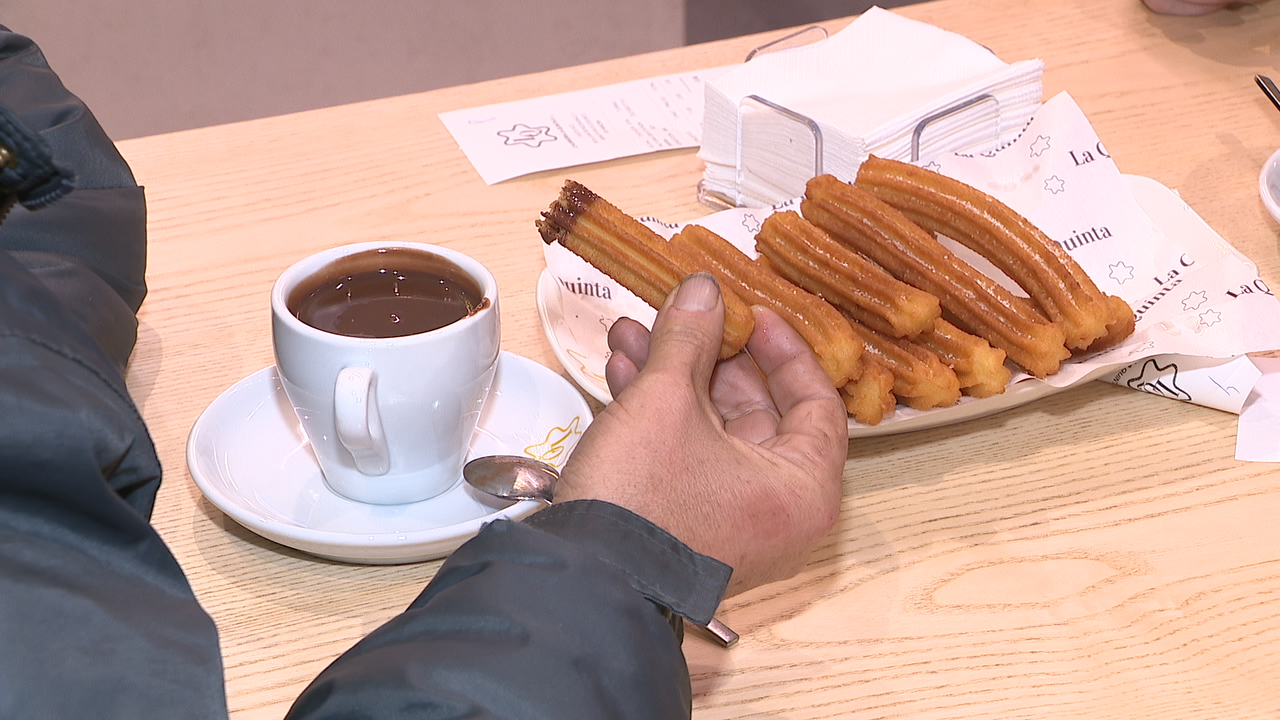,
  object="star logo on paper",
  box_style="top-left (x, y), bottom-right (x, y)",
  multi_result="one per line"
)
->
top-left (925, 161), bottom-right (943, 172)
top-left (498, 123), bottom-right (557, 148)
top-left (1182, 290), bottom-right (1208, 311)
top-left (742, 214), bottom-right (761, 235)
top-left (1044, 175), bottom-right (1066, 194)
top-left (1198, 308), bottom-right (1222, 328)
top-left (1130, 341), bottom-right (1156, 356)
top-left (1029, 135), bottom-right (1051, 157)
top-left (1109, 262), bottom-right (1135, 284)
top-left (1126, 357), bottom-right (1191, 402)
